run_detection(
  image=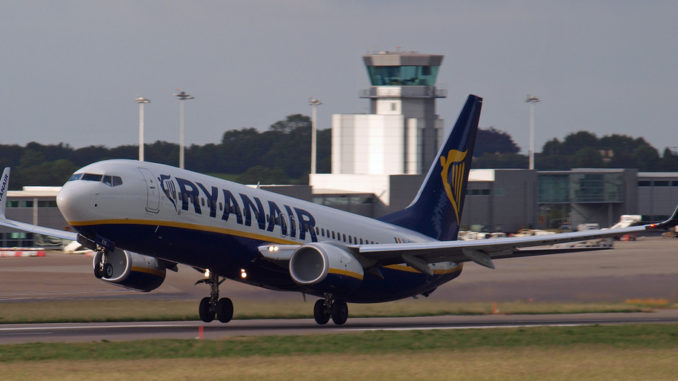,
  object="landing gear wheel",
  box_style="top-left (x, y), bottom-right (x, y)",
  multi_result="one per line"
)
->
top-left (94, 266), bottom-right (103, 279)
top-left (199, 297), bottom-right (215, 323)
top-left (216, 298), bottom-right (234, 323)
top-left (331, 300), bottom-right (349, 325)
top-left (103, 263), bottom-right (114, 278)
top-left (313, 299), bottom-right (330, 325)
